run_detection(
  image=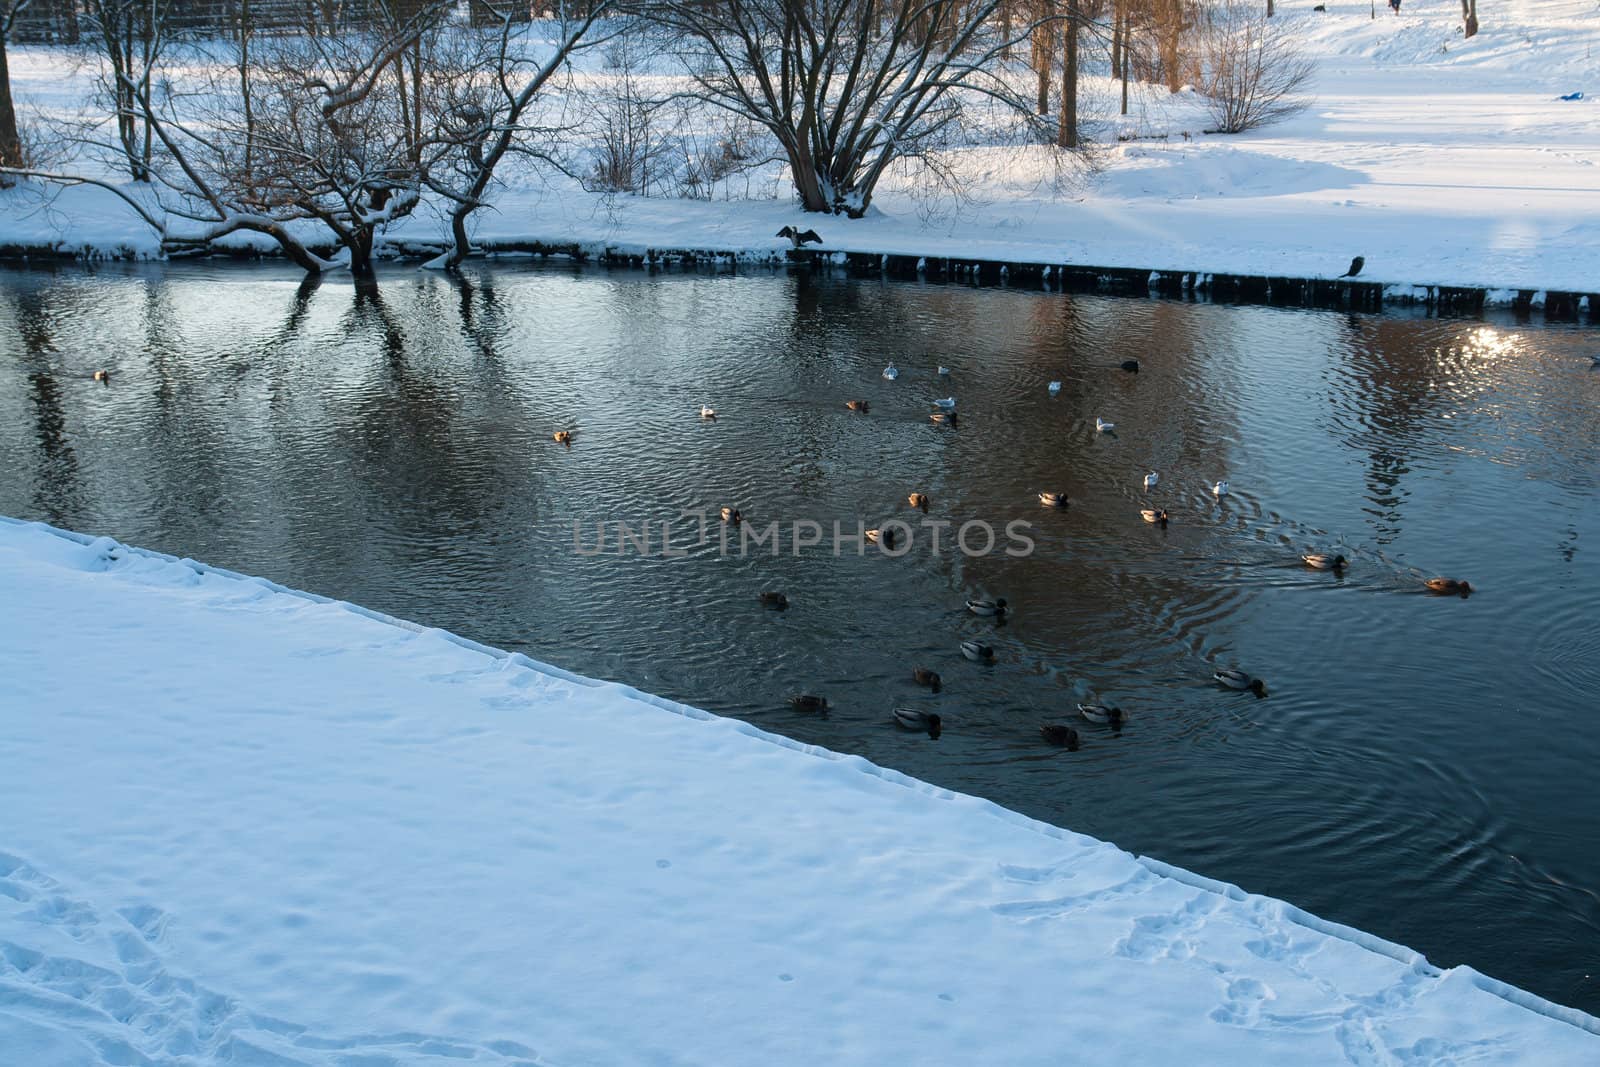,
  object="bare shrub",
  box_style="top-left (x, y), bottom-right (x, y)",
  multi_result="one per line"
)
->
top-left (1198, 3), bottom-right (1313, 134)
top-left (585, 36), bottom-right (668, 194)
